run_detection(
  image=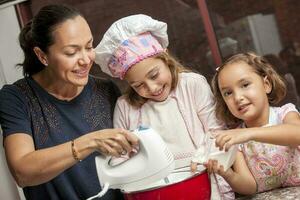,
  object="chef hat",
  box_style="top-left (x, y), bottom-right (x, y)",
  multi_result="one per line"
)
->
top-left (95, 14), bottom-right (168, 79)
